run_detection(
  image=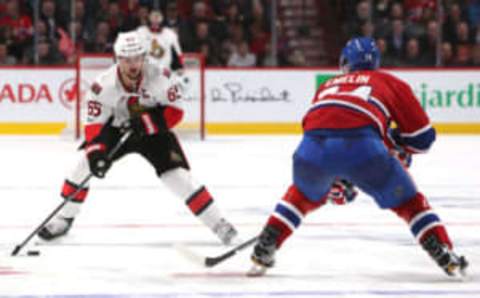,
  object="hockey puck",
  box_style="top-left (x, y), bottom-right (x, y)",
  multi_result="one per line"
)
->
top-left (27, 250), bottom-right (40, 256)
